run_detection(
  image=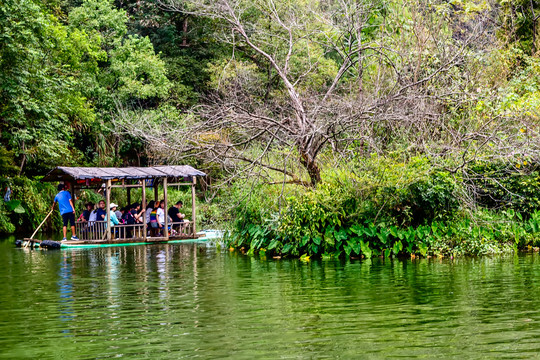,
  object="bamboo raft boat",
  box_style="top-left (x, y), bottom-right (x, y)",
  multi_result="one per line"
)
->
top-left (20, 230), bottom-right (223, 249)
top-left (21, 165), bottom-right (218, 249)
